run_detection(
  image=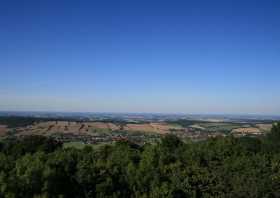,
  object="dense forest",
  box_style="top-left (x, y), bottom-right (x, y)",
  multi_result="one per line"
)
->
top-left (0, 116), bottom-right (146, 128)
top-left (0, 116), bottom-right (82, 128)
top-left (0, 123), bottom-right (280, 198)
